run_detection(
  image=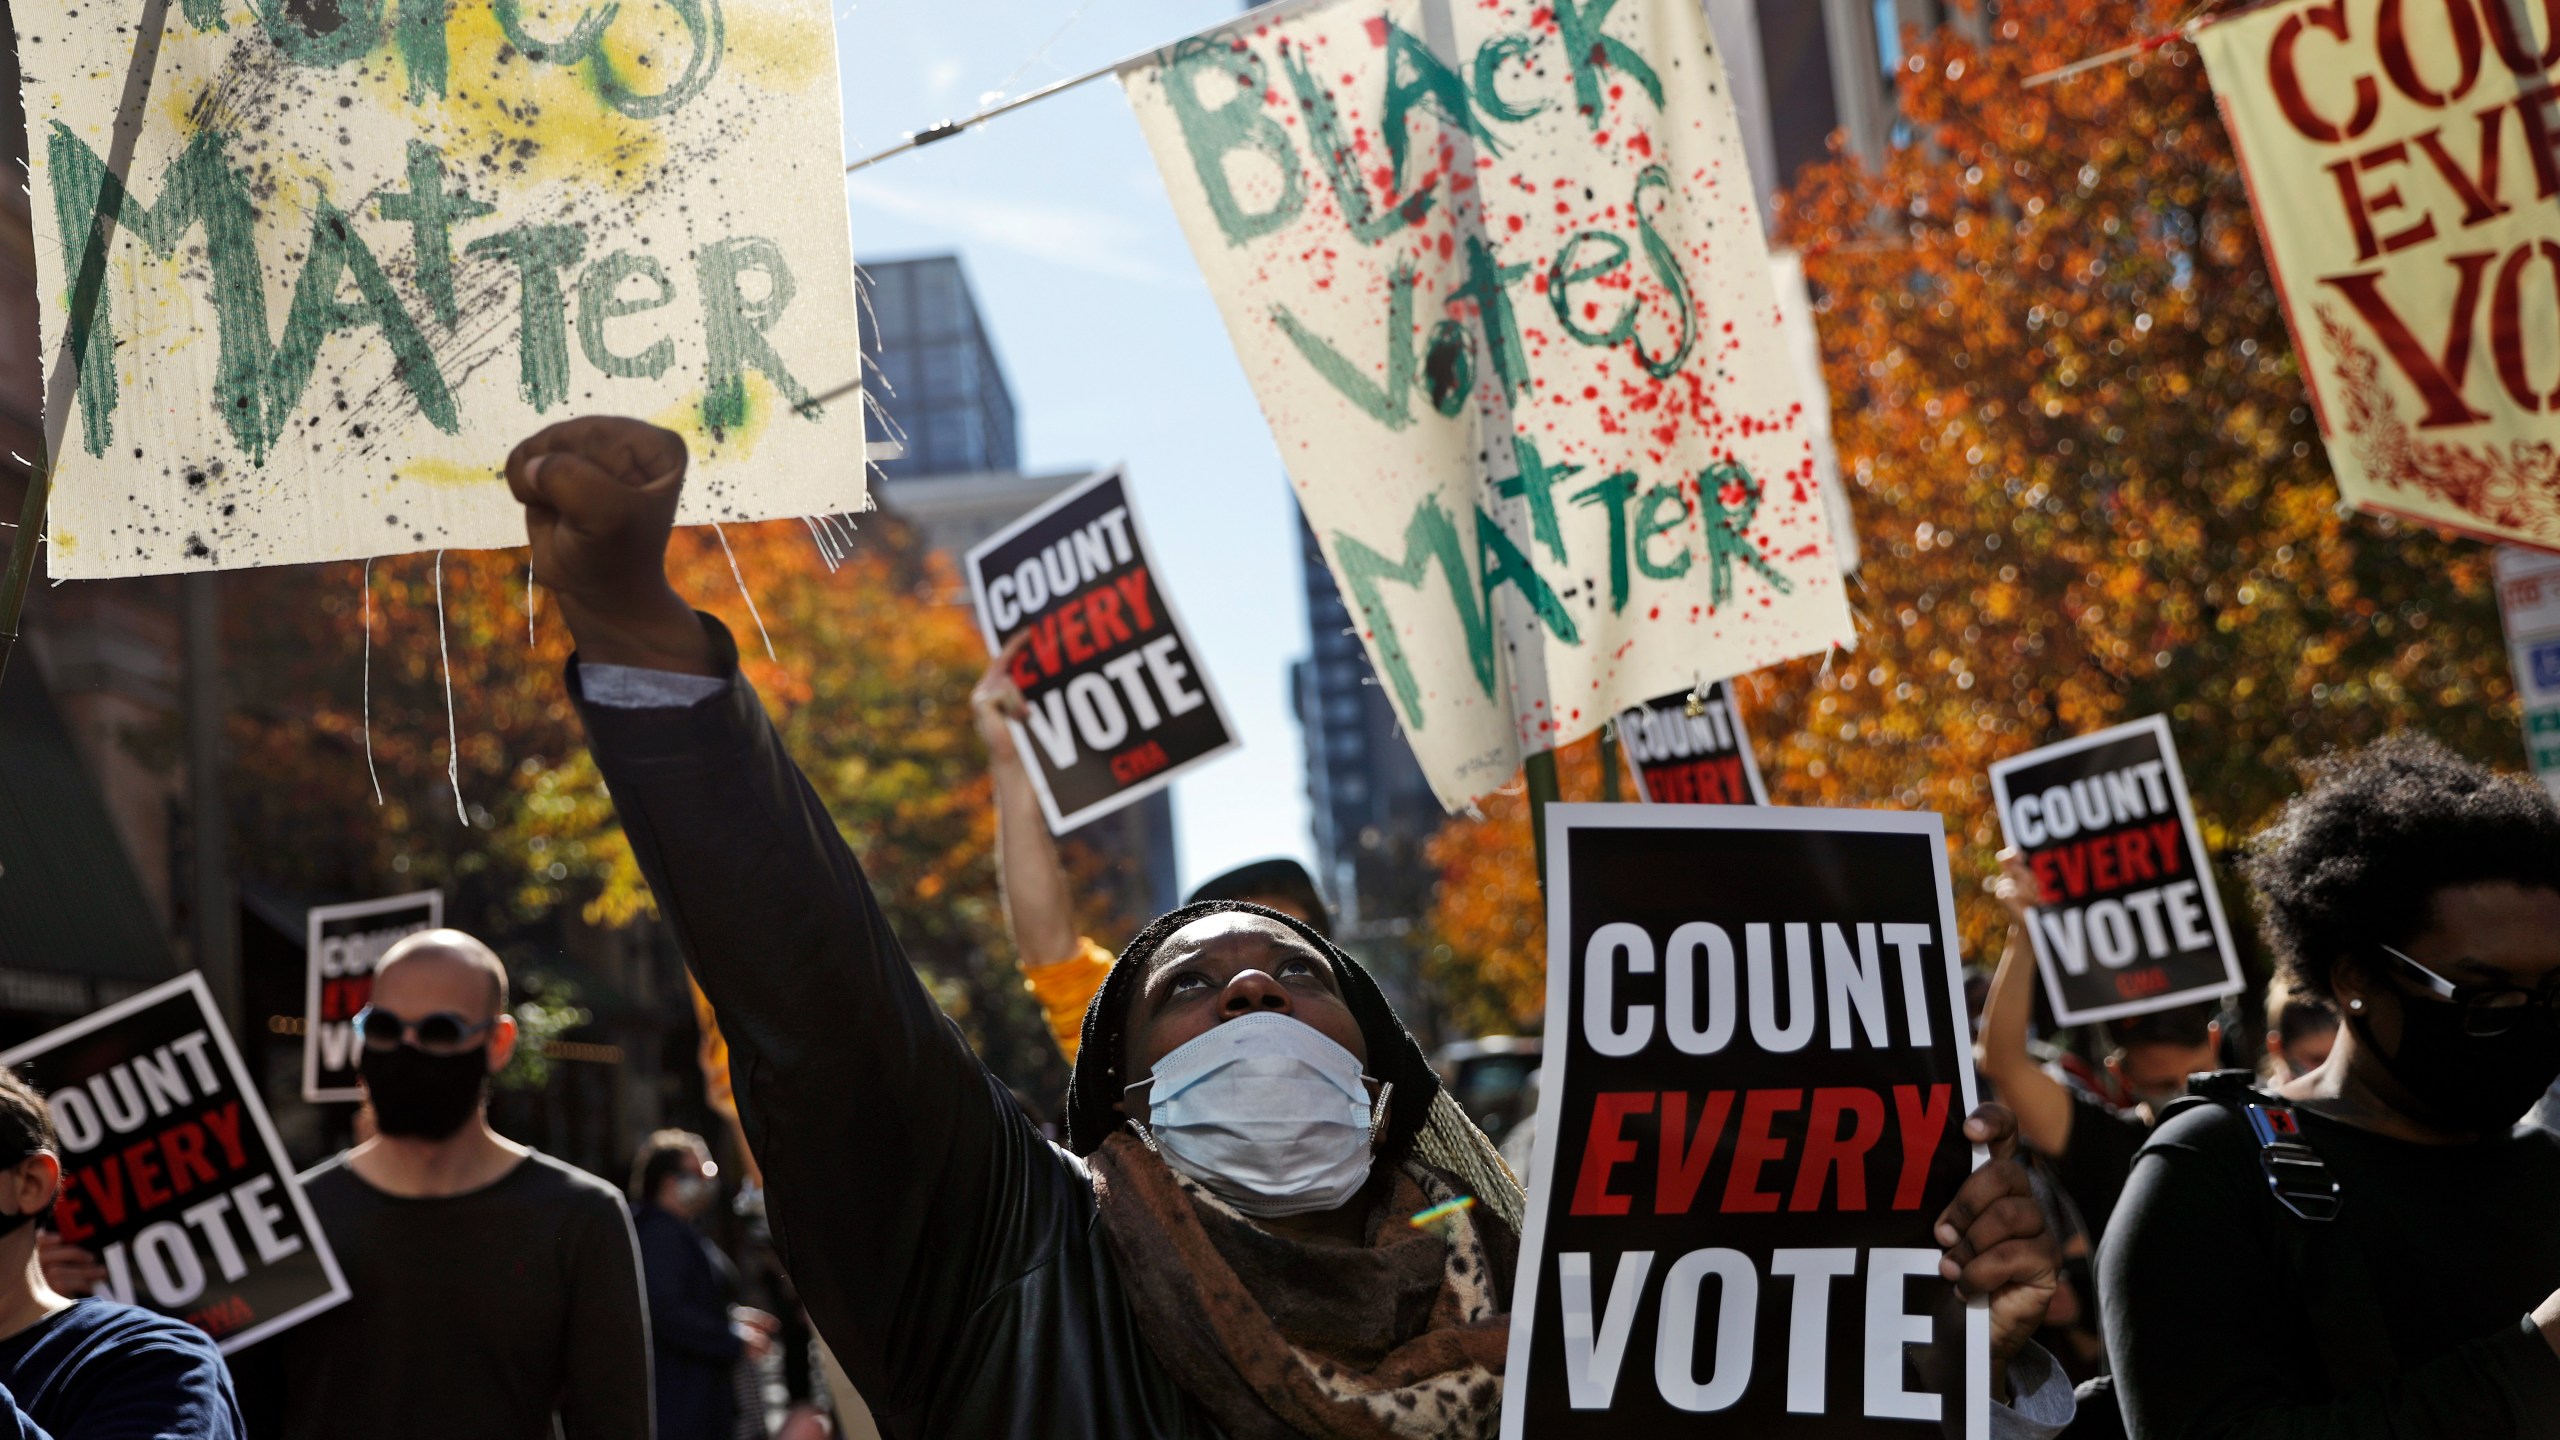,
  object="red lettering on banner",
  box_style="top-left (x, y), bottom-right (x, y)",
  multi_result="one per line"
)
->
top-left (1058, 603), bottom-right (1094, 664)
top-left (1021, 621), bottom-right (1062, 681)
top-left (2375, 0), bottom-right (2483, 110)
top-left (2484, 0), bottom-right (2560, 72)
top-left (2330, 143), bottom-right (2438, 261)
top-left (2149, 821), bottom-right (2186, 875)
top-left (2410, 117), bottom-right (2511, 229)
top-left (79, 1161), bottom-right (127, 1228)
top-left (202, 1102), bottom-right (249, 1170)
top-left (2089, 835), bottom-right (2122, 890)
top-left (1789, 1087), bottom-right (1886, 1212)
top-left (2117, 827), bottom-right (2158, 883)
top-left (2492, 241), bottom-right (2560, 411)
top-left (2523, 83), bottom-right (2560, 200)
top-left (2269, 2), bottom-right (2380, 143)
top-left (2053, 843), bottom-right (2089, 896)
top-left (1891, 1084), bottom-right (1953, 1211)
top-left (50, 1189), bottom-right (91, 1245)
top-left (2319, 252), bottom-right (2497, 427)
top-left (123, 1139), bottom-right (171, 1210)
top-left (1570, 1092), bottom-right (1651, 1216)
top-left (1654, 1090), bottom-right (1733, 1215)
top-left (1109, 742), bottom-right (1171, 783)
top-left (1115, 570), bottom-right (1158, 631)
top-left (1087, 587), bottom-right (1133, 648)
top-left (162, 1122), bottom-right (218, 1193)
top-left (1721, 1089), bottom-right (1802, 1215)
